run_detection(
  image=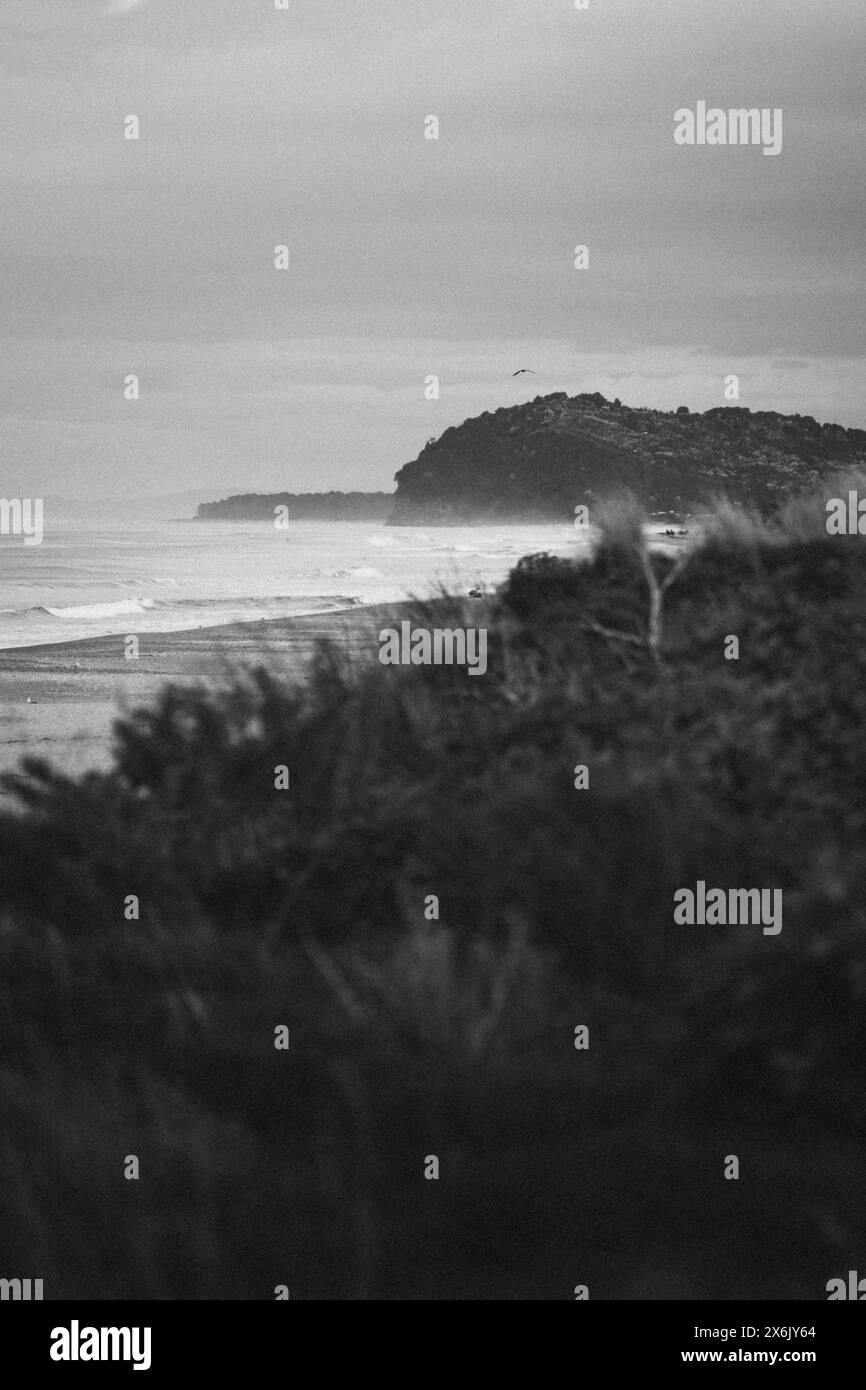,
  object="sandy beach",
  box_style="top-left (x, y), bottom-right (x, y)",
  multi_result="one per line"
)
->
top-left (0, 602), bottom-right (410, 789)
